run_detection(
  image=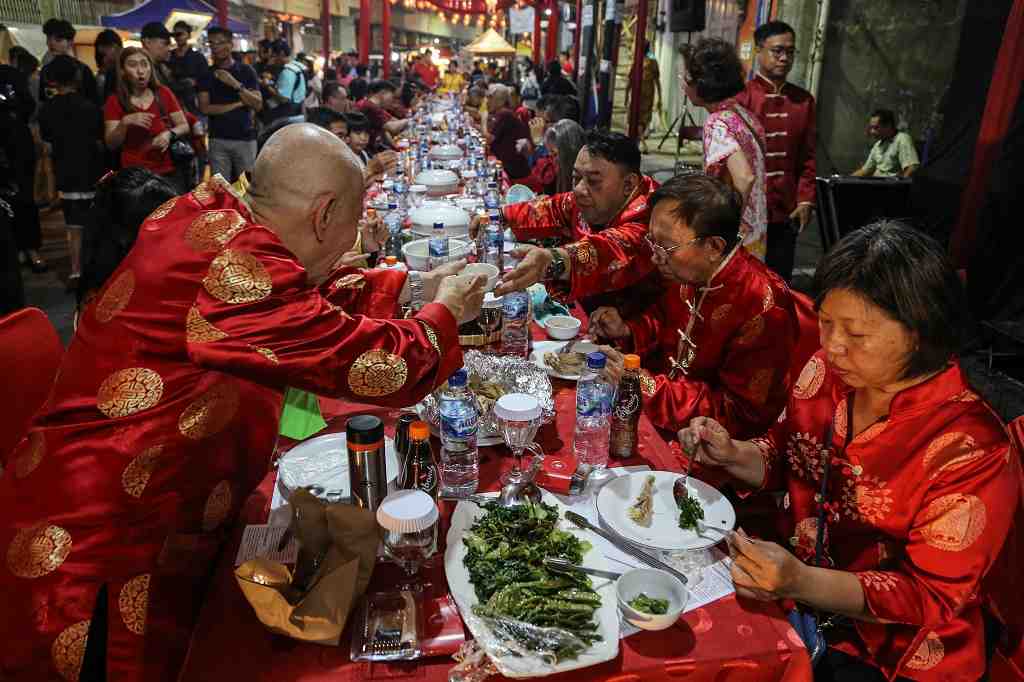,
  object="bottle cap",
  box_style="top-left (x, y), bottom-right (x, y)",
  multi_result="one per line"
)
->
top-left (366, 208), bottom-right (376, 217)
top-left (448, 368), bottom-right (468, 387)
top-left (586, 352), bottom-right (606, 370)
top-left (388, 203), bottom-right (398, 210)
top-left (376, 489), bottom-right (439, 534)
top-left (346, 414), bottom-right (384, 446)
top-left (483, 292), bottom-right (503, 308)
top-left (384, 256), bottom-right (398, 265)
top-left (494, 393), bottom-right (542, 422)
top-left (433, 222), bottom-right (445, 230)
top-left (624, 354), bottom-right (641, 370)
top-left (409, 421), bottom-right (430, 440)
